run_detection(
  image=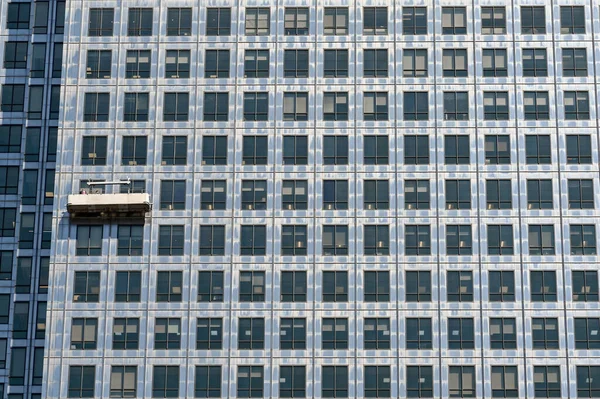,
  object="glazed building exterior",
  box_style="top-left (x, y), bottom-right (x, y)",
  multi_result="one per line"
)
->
top-left (46, 1), bottom-right (600, 398)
